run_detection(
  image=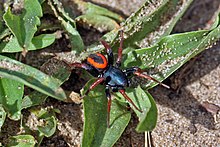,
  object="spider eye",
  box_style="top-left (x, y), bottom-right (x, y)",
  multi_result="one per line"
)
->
top-left (87, 53), bottom-right (108, 69)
